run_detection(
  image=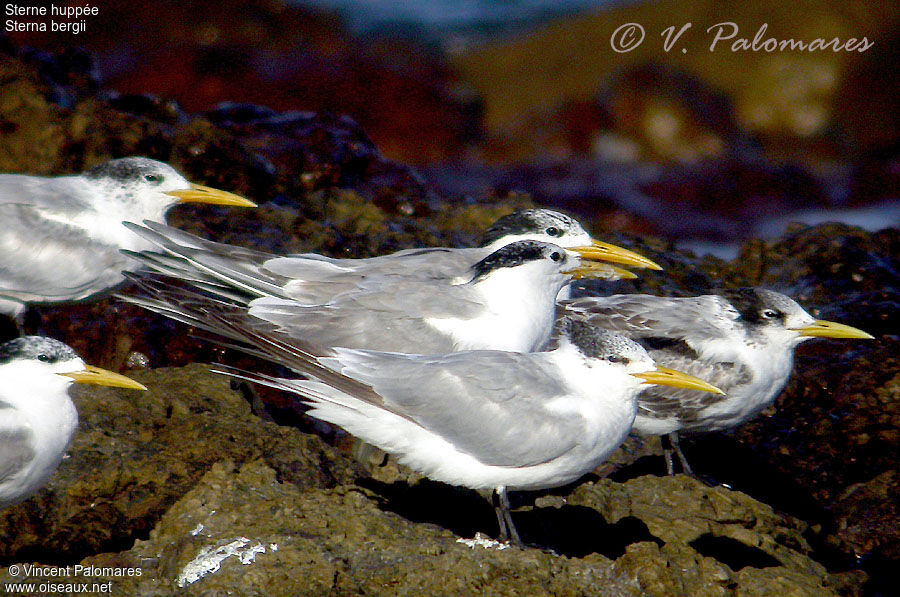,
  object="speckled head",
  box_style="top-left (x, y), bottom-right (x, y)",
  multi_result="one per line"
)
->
top-left (0, 336), bottom-right (79, 366)
top-left (479, 209), bottom-right (590, 248)
top-left (84, 157), bottom-right (182, 186)
top-left (559, 318), bottom-right (650, 365)
top-left (468, 240), bottom-right (568, 282)
top-left (717, 287), bottom-right (807, 326)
